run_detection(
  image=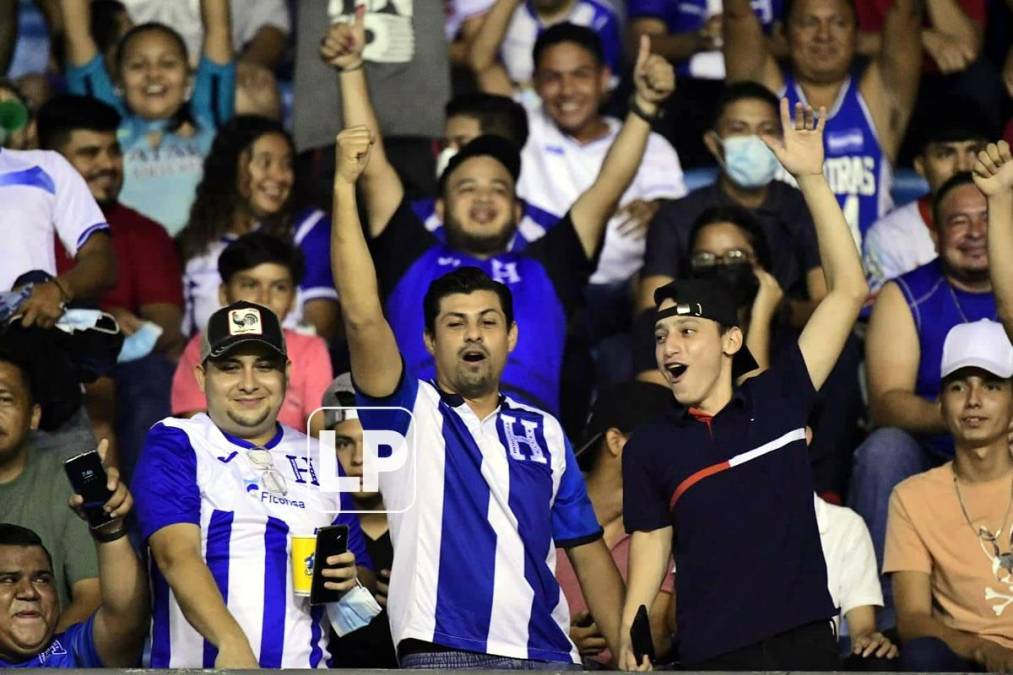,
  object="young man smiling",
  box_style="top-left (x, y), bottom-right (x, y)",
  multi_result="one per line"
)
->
top-left (619, 99), bottom-right (868, 670)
